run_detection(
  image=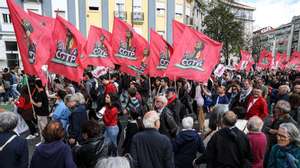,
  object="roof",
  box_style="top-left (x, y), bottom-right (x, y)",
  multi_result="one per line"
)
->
top-left (221, 0), bottom-right (256, 10)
